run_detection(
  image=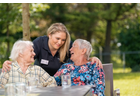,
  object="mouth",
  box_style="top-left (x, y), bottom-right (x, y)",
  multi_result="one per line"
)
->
top-left (31, 56), bottom-right (34, 59)
top-left (56, 43), bottom-right (61, 47)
